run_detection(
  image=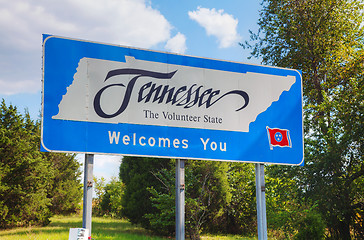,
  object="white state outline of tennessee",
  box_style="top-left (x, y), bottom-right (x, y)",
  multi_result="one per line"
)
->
top-left (52, 56), bottom-right (296, 132)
